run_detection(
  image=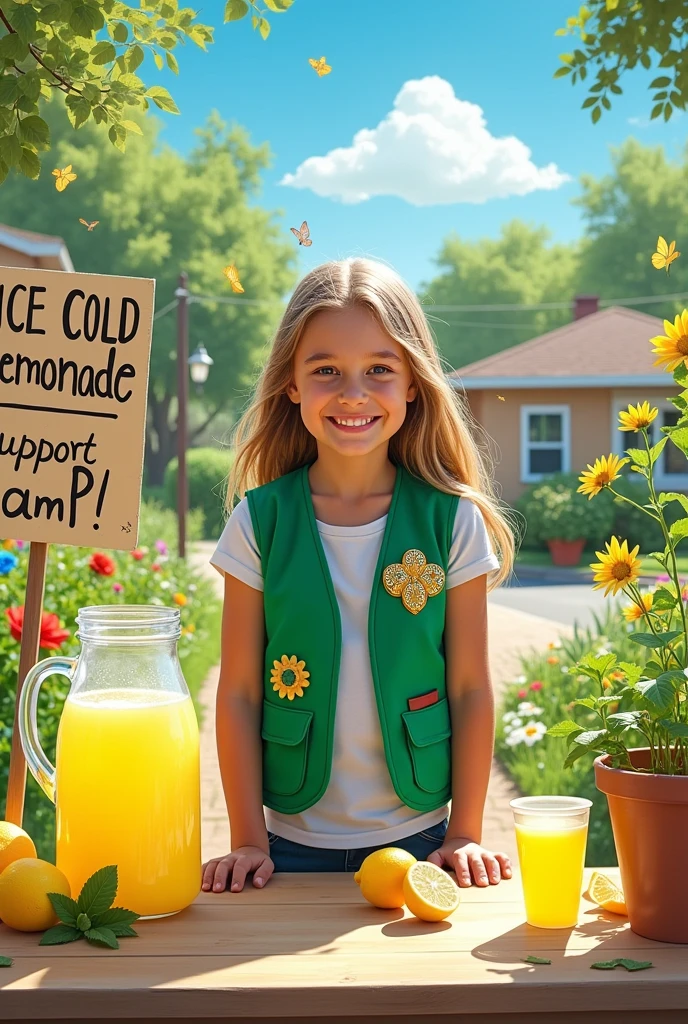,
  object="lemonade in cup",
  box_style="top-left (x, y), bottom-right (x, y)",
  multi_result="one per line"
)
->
top-left (510, 796), bottom-right (592, 929)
